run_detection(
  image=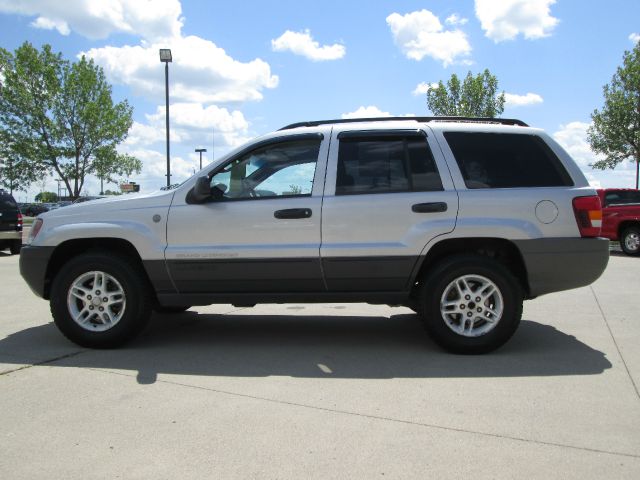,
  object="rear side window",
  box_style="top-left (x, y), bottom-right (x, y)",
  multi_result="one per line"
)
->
top-left (336, 135), bottom-right (443, 195)
top-left (444, 132), bottom-right (573, 189)
top-left (605, 190), bottom-right (640, 206)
